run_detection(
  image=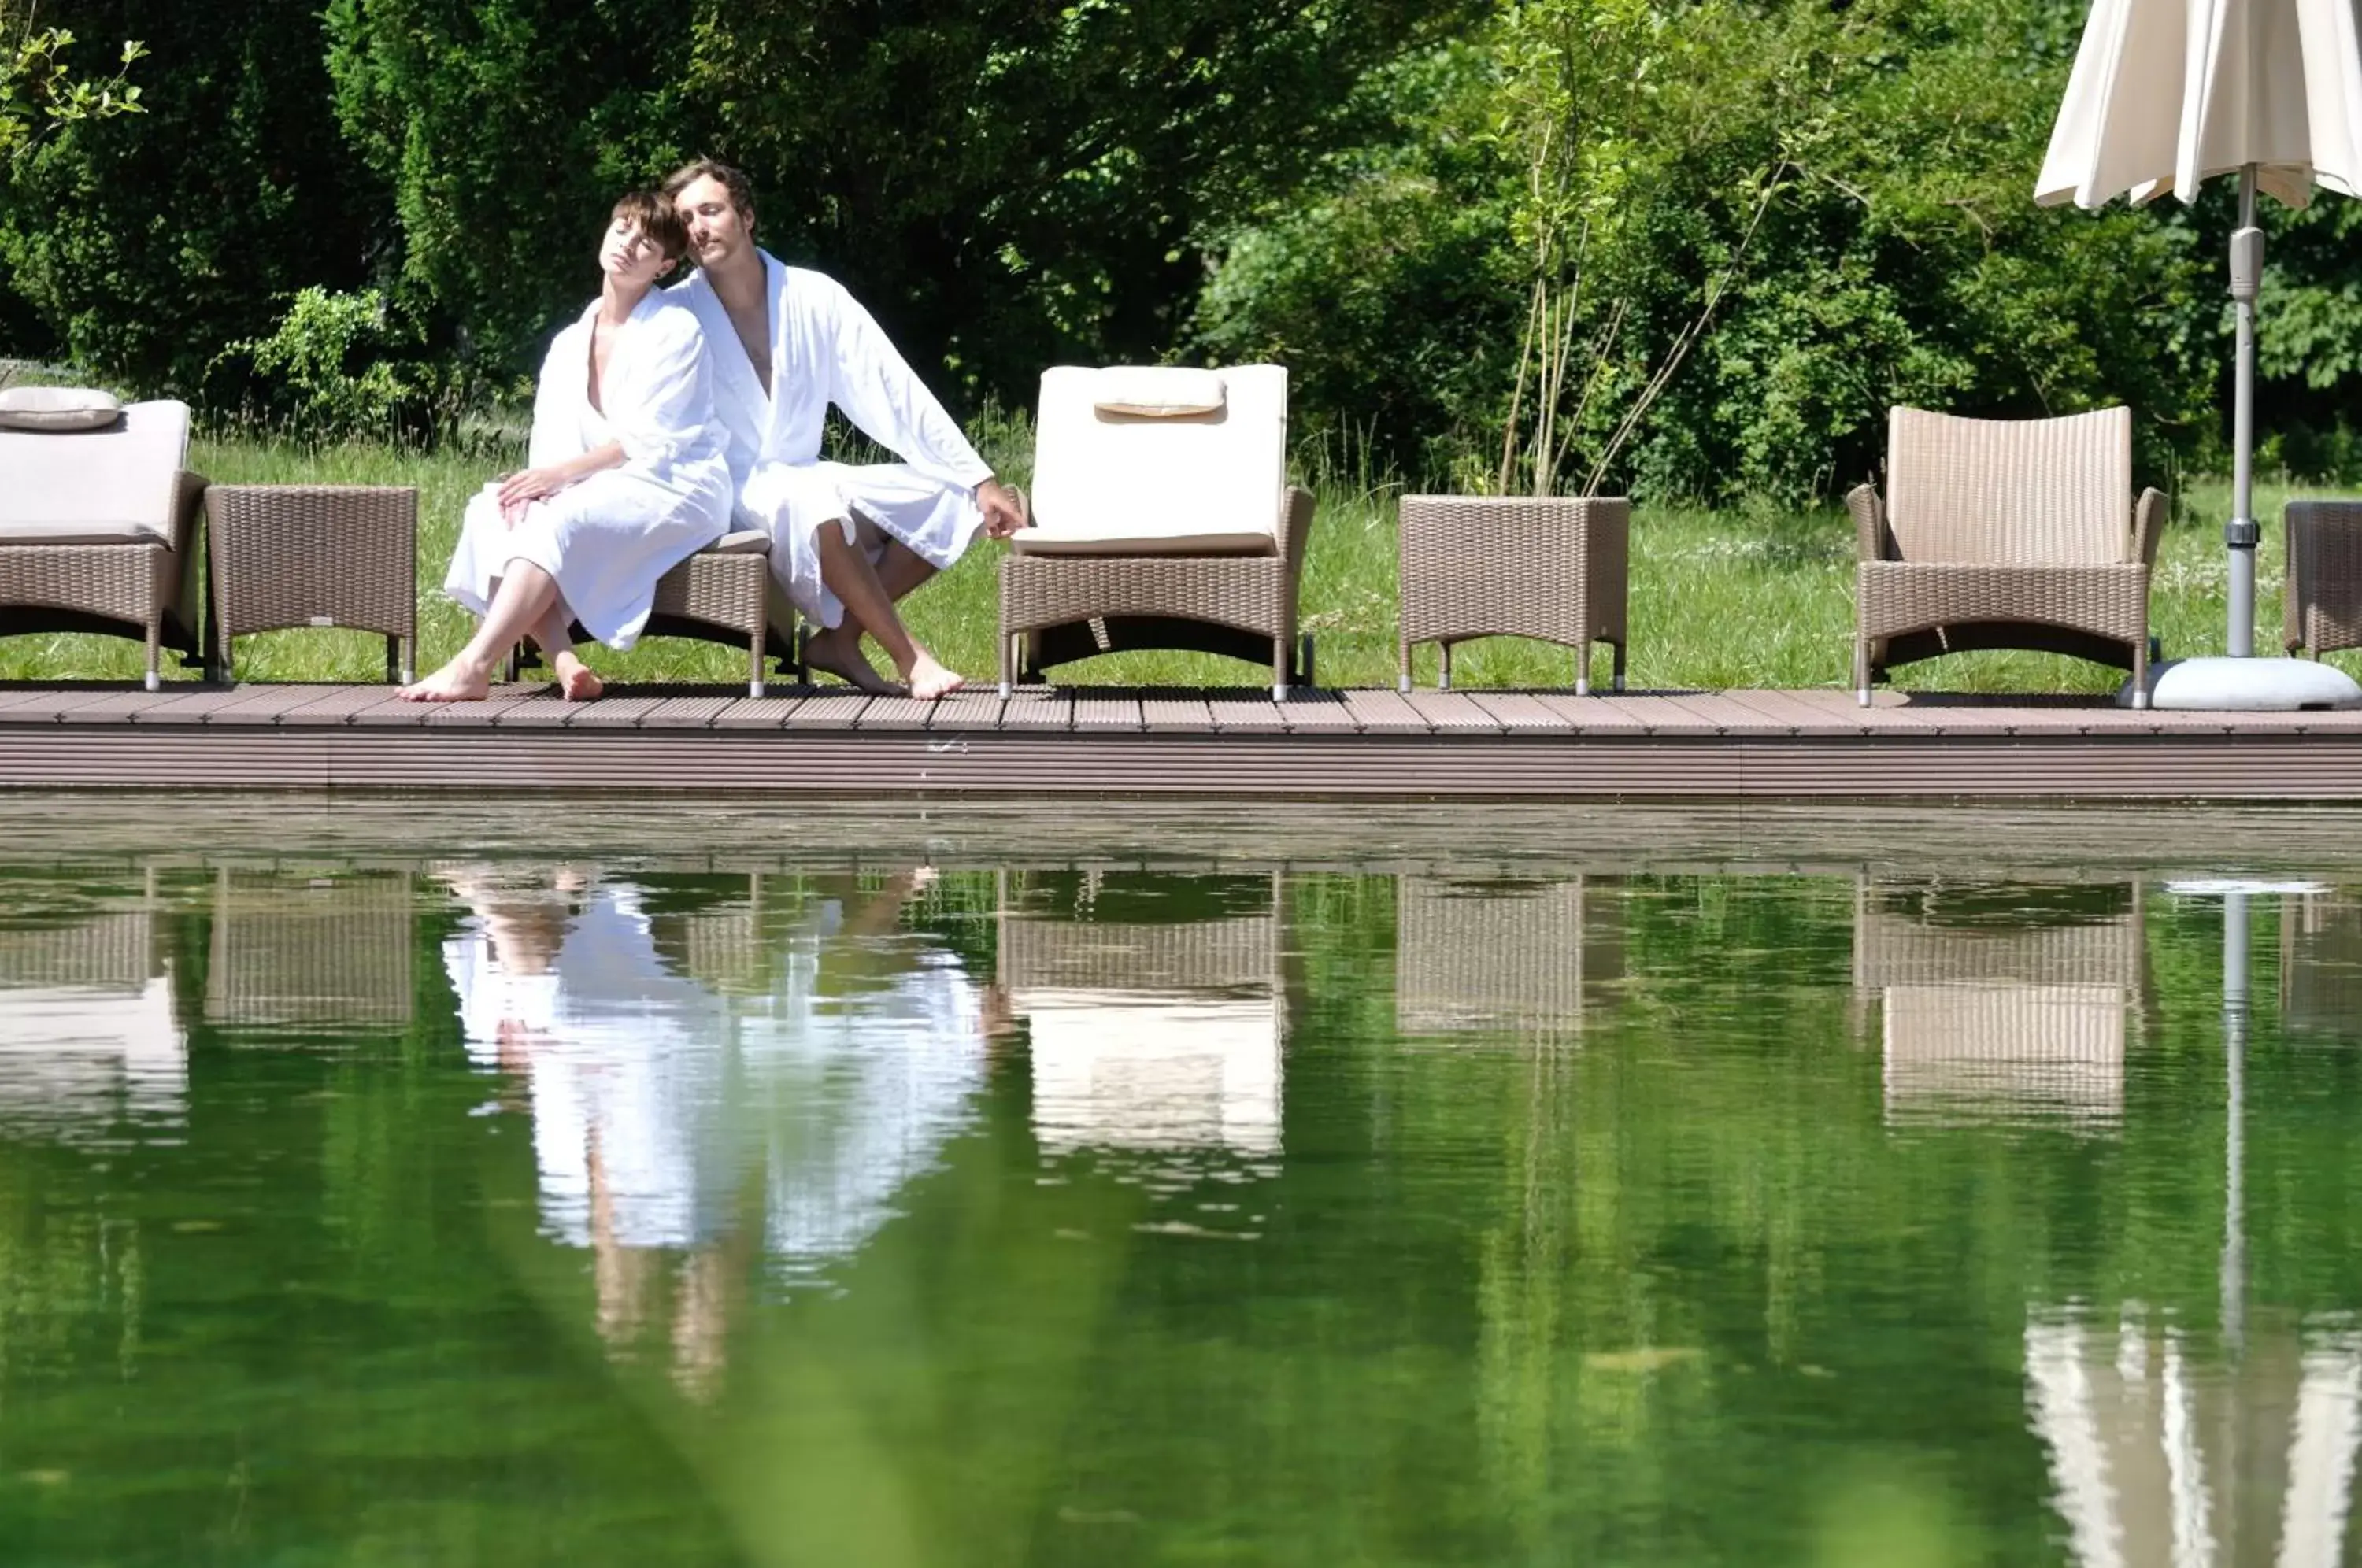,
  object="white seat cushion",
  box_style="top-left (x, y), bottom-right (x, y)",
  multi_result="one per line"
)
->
top-left (1027, 364), bottom-right (1287, 552)
top-left (0, 386), bottom-right (123, 432)
top-left (0, 400), bottom-right (191, 545)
